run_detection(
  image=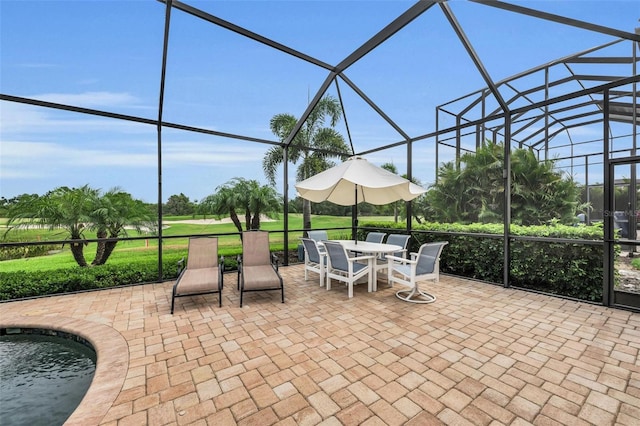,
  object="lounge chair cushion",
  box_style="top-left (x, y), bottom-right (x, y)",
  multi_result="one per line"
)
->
top-left (241, 265), bottom-right (281, 289)
top-left (176, 268), bottom-right (221, 296)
